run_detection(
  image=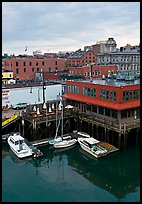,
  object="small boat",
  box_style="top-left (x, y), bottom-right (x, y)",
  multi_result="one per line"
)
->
top-left (78, 137), bottom-right (108, 158)
top-left (53, 96), bottom-right (78, 149)
top-left (7, 132), bottom-right (33, 159)
top-left (53, 137), bottom-right (77, 149)
top-left (77, 131), bottom-right (91, 138)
